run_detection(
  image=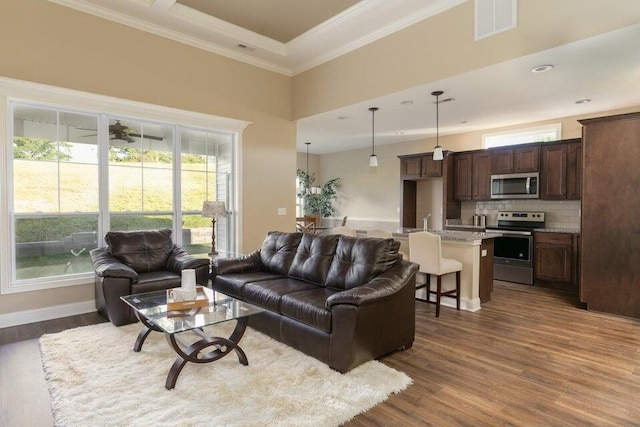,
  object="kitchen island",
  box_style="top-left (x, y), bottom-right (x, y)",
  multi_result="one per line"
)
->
top-left (354, 228), bottom-right (499, 312)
